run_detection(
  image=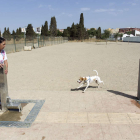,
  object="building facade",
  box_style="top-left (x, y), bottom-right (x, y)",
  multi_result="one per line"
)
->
top-left (119, 28), bottom-right (140, 33)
